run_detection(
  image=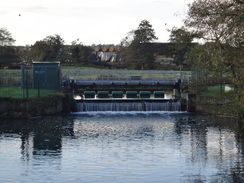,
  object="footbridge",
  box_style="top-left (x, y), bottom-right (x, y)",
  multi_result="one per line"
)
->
top-left (62, 70), bottom-right (191, 96)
